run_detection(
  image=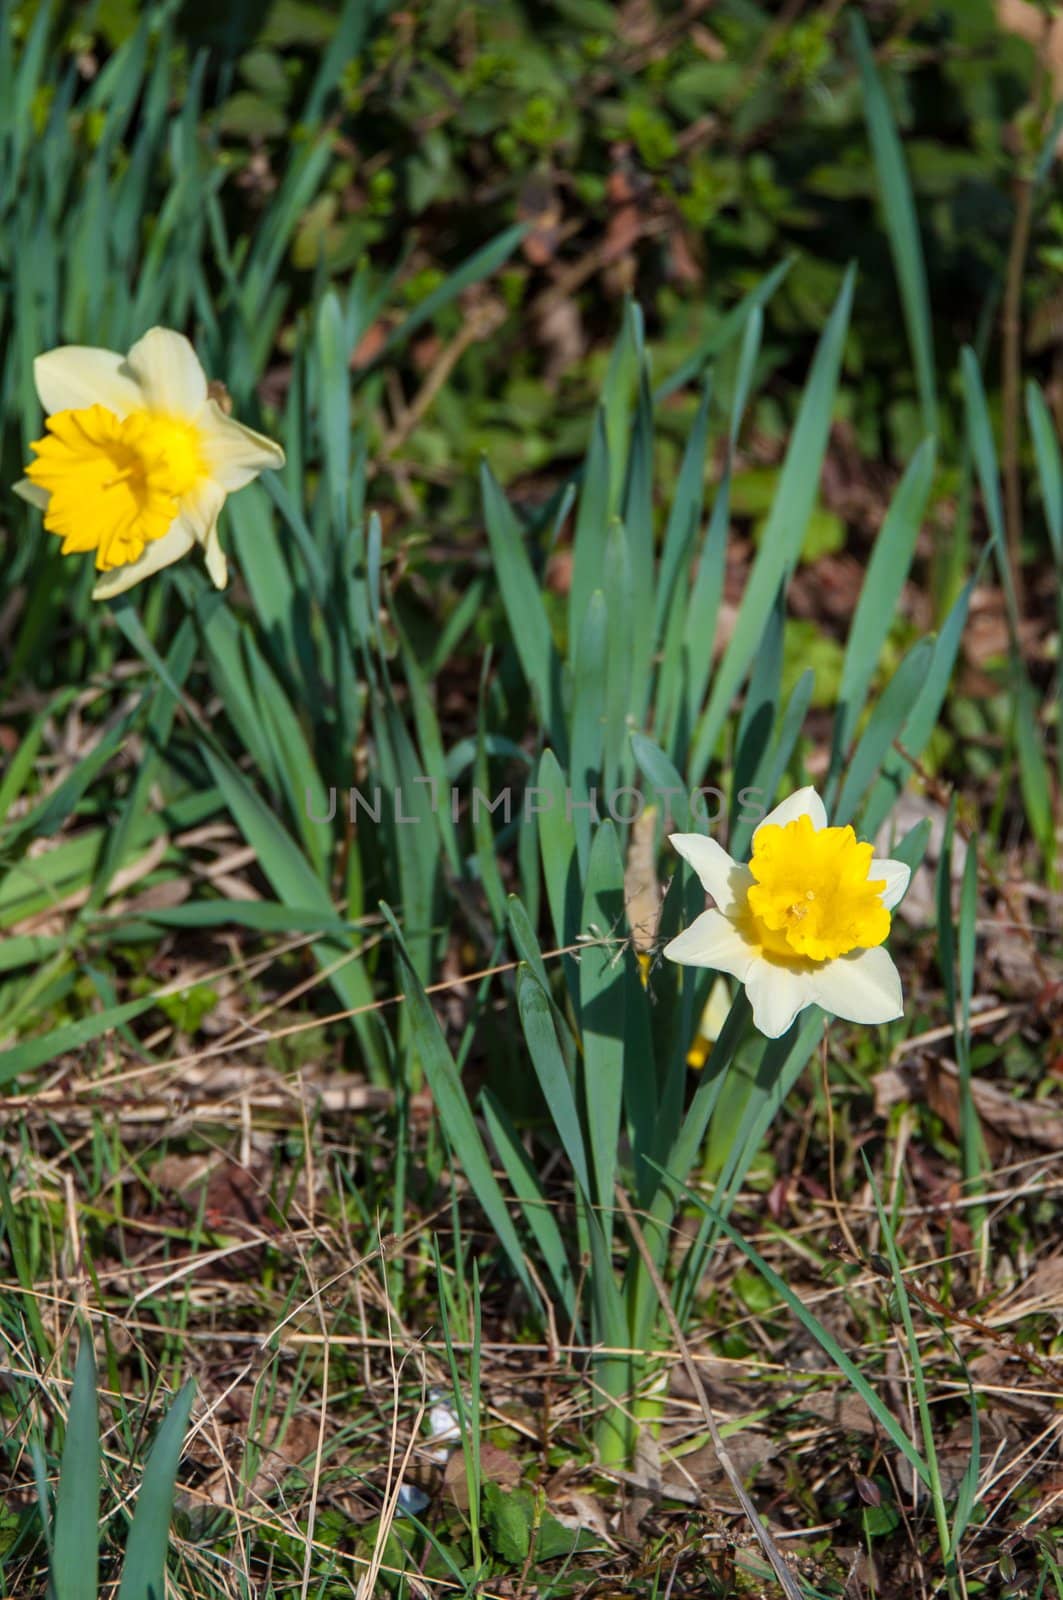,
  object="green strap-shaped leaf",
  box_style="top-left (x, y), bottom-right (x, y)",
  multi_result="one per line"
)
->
top-left (51, 1337), bottom-right (99, 1600)
top-left (852, 14), bottom-right (937, 439)
top-left (860, 574), bottom-right (977, 839)
top-left (653, 383), bottom-right (711, 646)
top-left (578, 823), bottom-right (627, 1248)
top-left (116, 1380), bottom-right (196, 1600)
top-left (481, 461), bottom-right (561, 746)
top-left (570, 591), bottom-right (608, 870)
top-left (0, 990), bottom-right (164, 1087)
top-left (1026, 382), bottom-right (1063, 567)
top-left (654, 257), bottom-right (790, 402)
top-left (568, 408), bottom-right (611, 655)
top-left (690, 267), bottom-right (855, 782)
top-left (834, 636), bottom-right (936, 827)
top-left (827, 437), bottom-right (936, 795)
top-left (517, 967), bottom-right (591, 1200)
top-left (481, 1090), bottom-right (578, 1325)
